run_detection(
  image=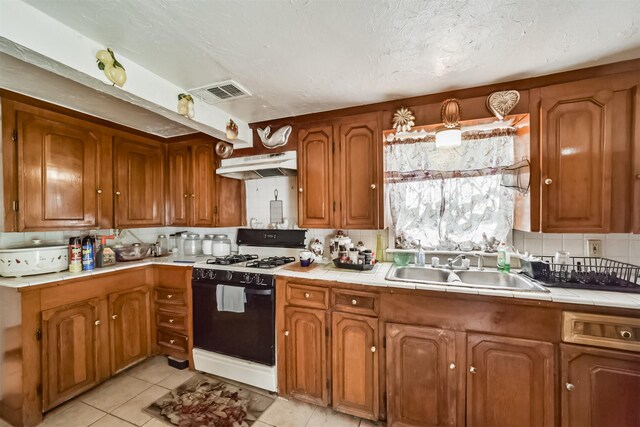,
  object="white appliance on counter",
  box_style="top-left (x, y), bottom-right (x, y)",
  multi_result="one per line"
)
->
top-left (215, 151), bottom-right (296, 180)
top-left (0, 240), bottom-right (68, 277)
